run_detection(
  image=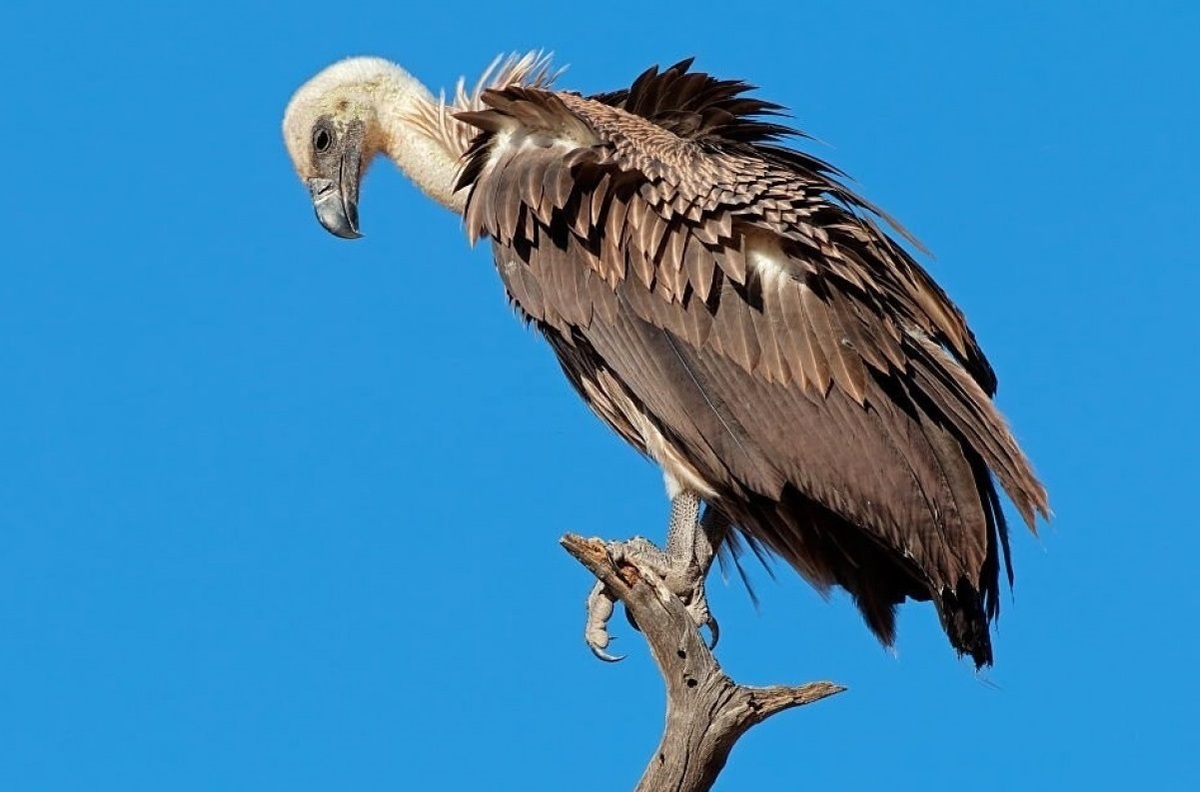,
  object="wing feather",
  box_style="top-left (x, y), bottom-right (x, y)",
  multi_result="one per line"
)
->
top-left (454, 66), bottom-right (1048, 666)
